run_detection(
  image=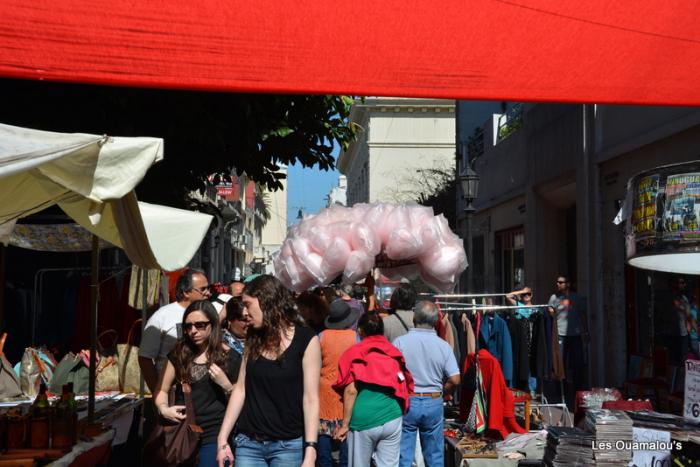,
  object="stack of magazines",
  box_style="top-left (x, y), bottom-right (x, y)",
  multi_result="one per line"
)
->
top-left (544, 426), bottom-right (595, 466)
top-left (585, 409), bottom-right (633, 465)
